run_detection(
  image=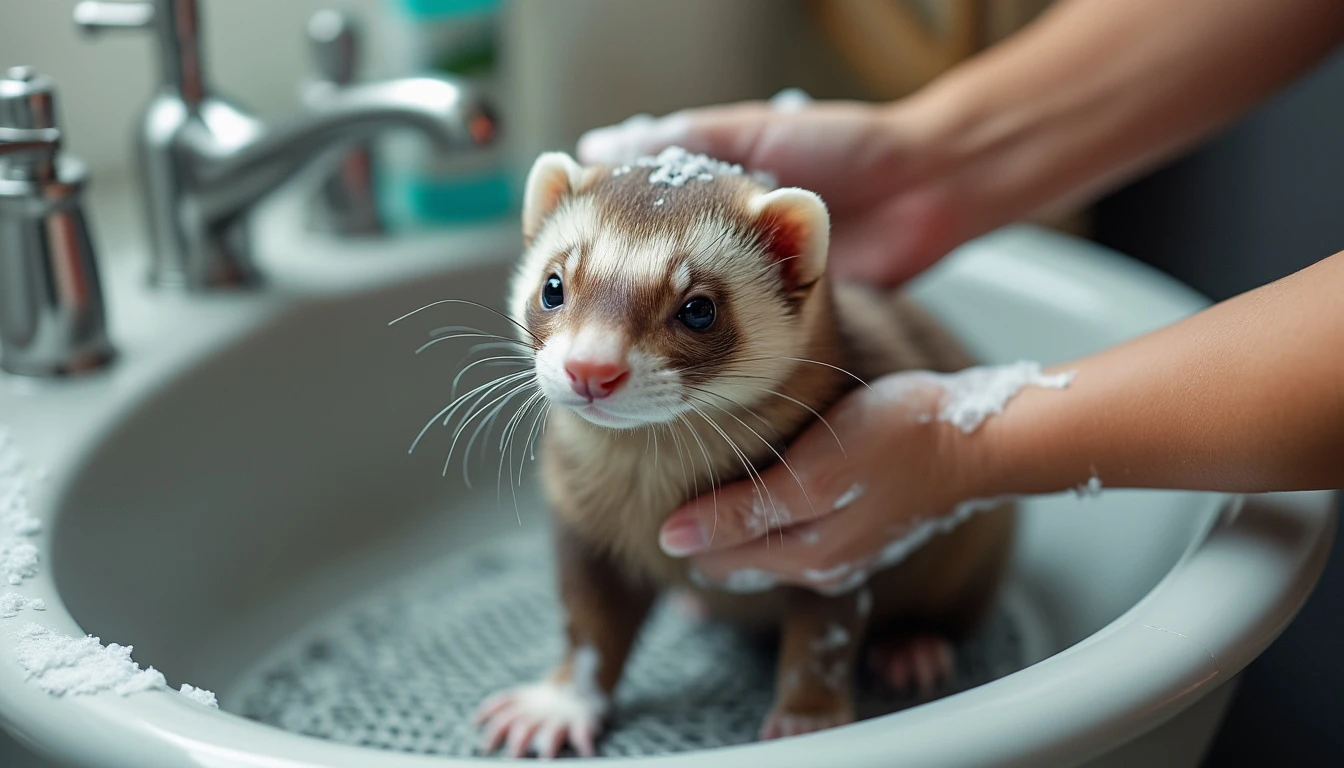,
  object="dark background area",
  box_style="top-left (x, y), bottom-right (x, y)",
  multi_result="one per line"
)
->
top-left (1093, 46), bottom-right (1344, 767)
